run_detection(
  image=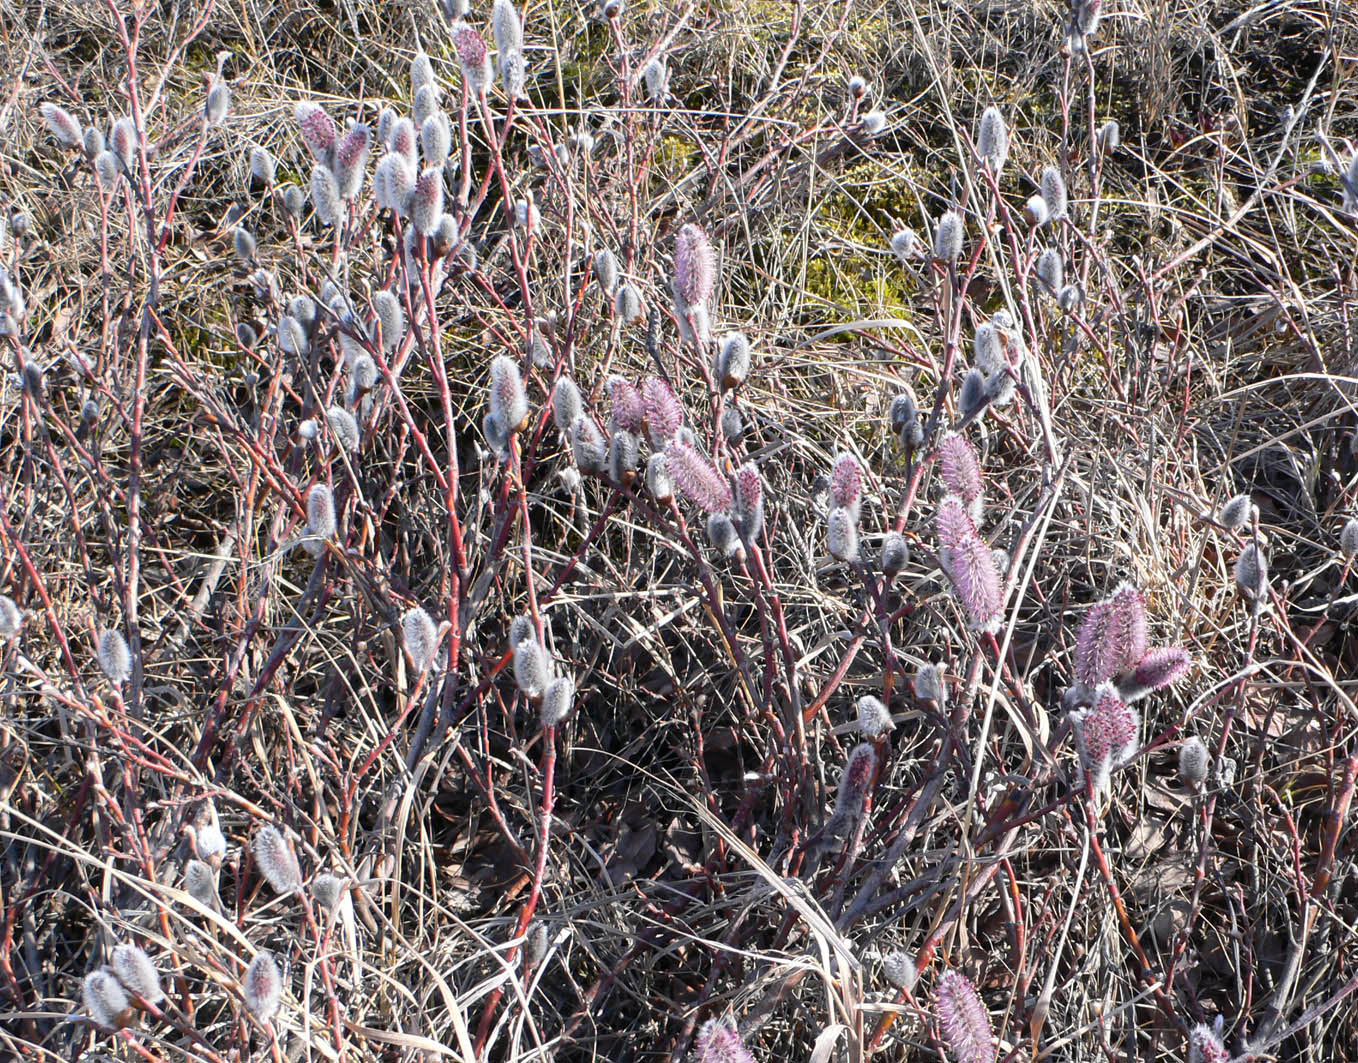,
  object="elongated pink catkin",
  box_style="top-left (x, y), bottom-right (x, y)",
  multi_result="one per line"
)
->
top-left (665, 439), bottom-right (731, 513)
top-left (936, 970), bottom-right (994, 1063)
